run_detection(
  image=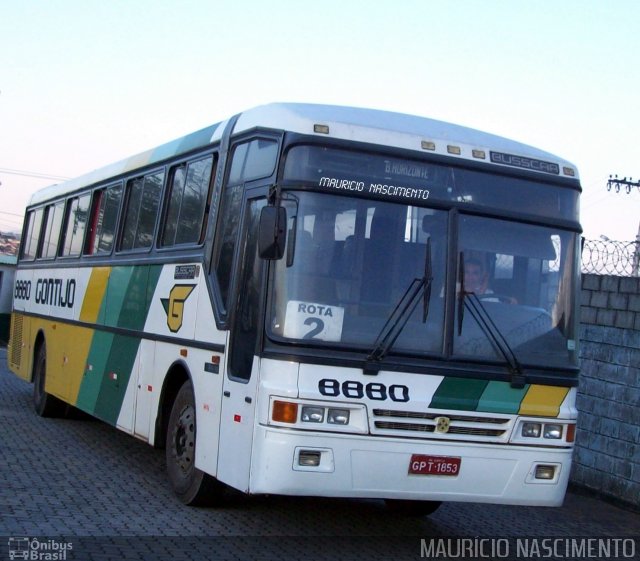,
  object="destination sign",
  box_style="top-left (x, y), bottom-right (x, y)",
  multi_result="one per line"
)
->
top-left (283, 145), bottom-right (578, 222)
top-left (318, 176), bottom-right (430, 201)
